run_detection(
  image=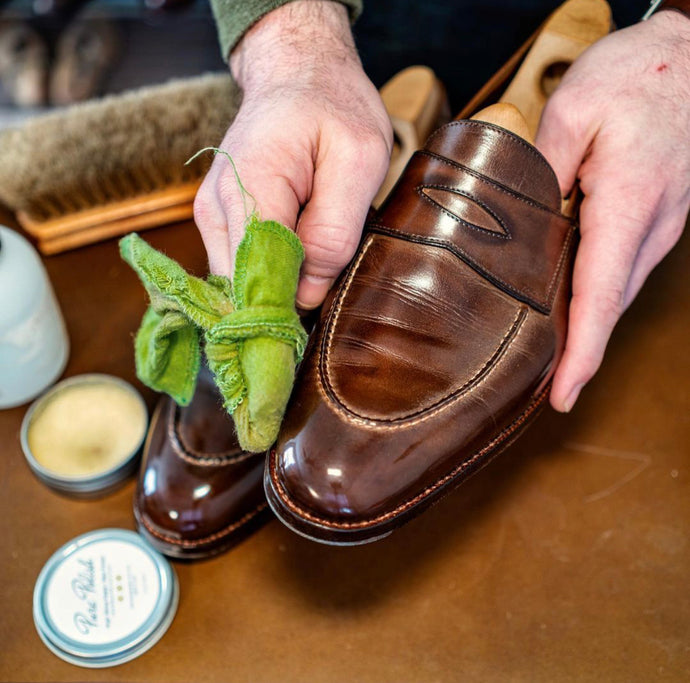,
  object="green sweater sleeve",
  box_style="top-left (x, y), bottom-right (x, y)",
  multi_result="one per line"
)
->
top-left (209, 0), bottom-right (363, 61)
